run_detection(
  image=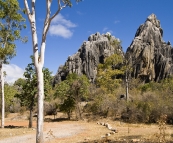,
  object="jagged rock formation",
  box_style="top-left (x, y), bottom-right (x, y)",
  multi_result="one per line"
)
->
top-left (126, 14), bottom-right (173, 82)
top-left (53, 32), bottom-right (123, 85)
